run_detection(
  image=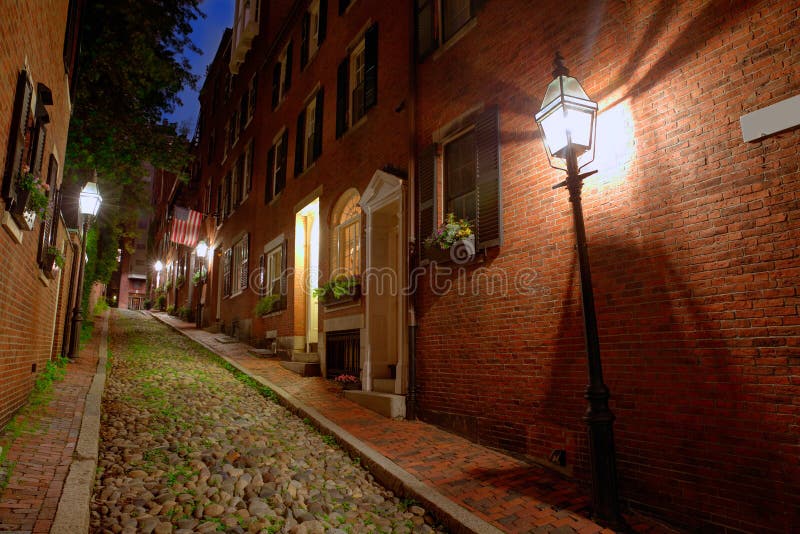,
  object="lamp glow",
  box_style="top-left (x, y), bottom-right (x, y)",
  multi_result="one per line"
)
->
top-left (154, 260), bottom-right (163, 272)
top-left (79, 181), bottom-right (102, 216)
top-left (195, 240), bottom-right (208, 258)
